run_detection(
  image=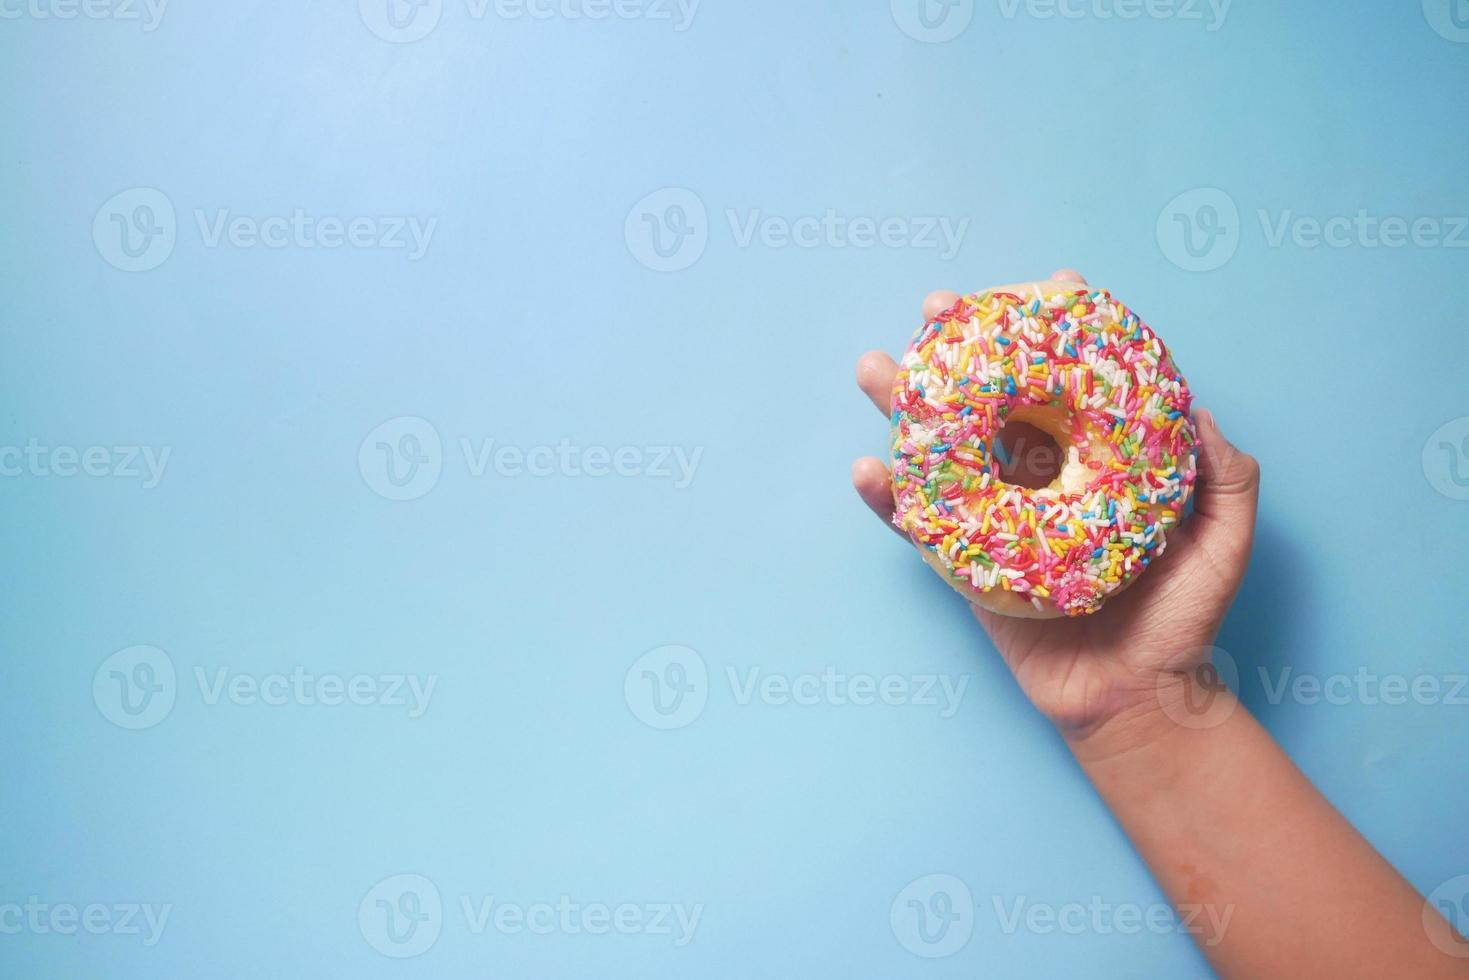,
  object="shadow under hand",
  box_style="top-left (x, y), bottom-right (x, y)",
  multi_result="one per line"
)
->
top-left (1216, 517), bottom-right (1313, 736)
